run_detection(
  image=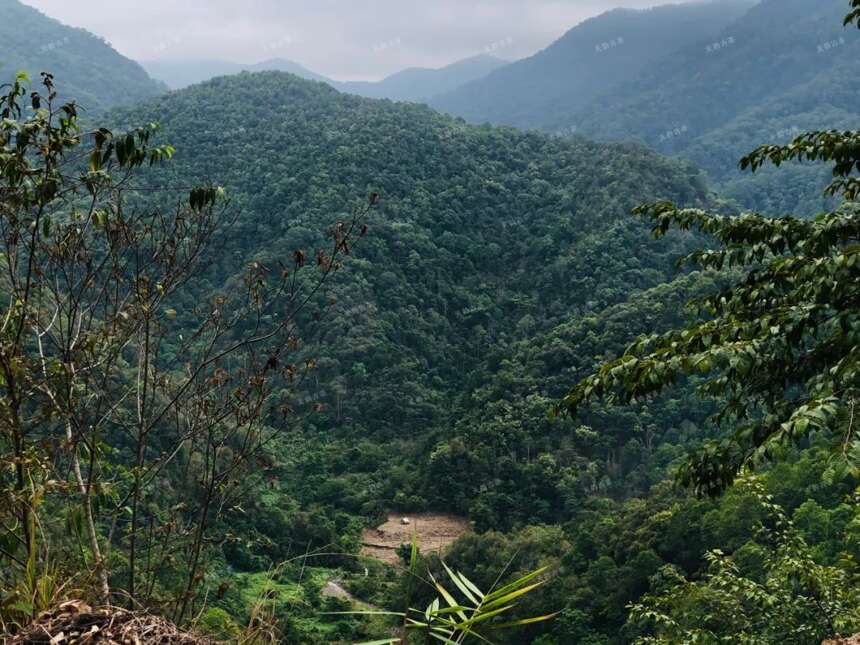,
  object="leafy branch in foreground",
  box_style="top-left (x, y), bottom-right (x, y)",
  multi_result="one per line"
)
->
top-left (846, 0), bottom-right (860, 29)
top-left (558, 200), bottom-right (859, 495)
top-left (627, 478), bottom-right (860, 644)
top-left (556, 7), bottom-right (860, 496)
top-left (0, 70), bottom-right (377, 629)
